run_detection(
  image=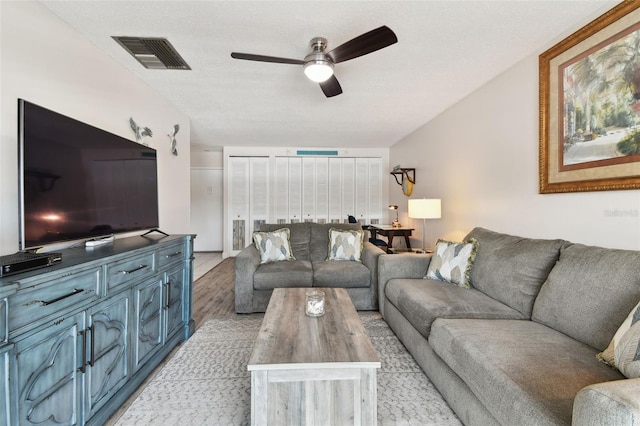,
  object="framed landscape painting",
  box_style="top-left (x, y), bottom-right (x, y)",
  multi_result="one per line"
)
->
top-left (540, 1), bottom-right (640, 193)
